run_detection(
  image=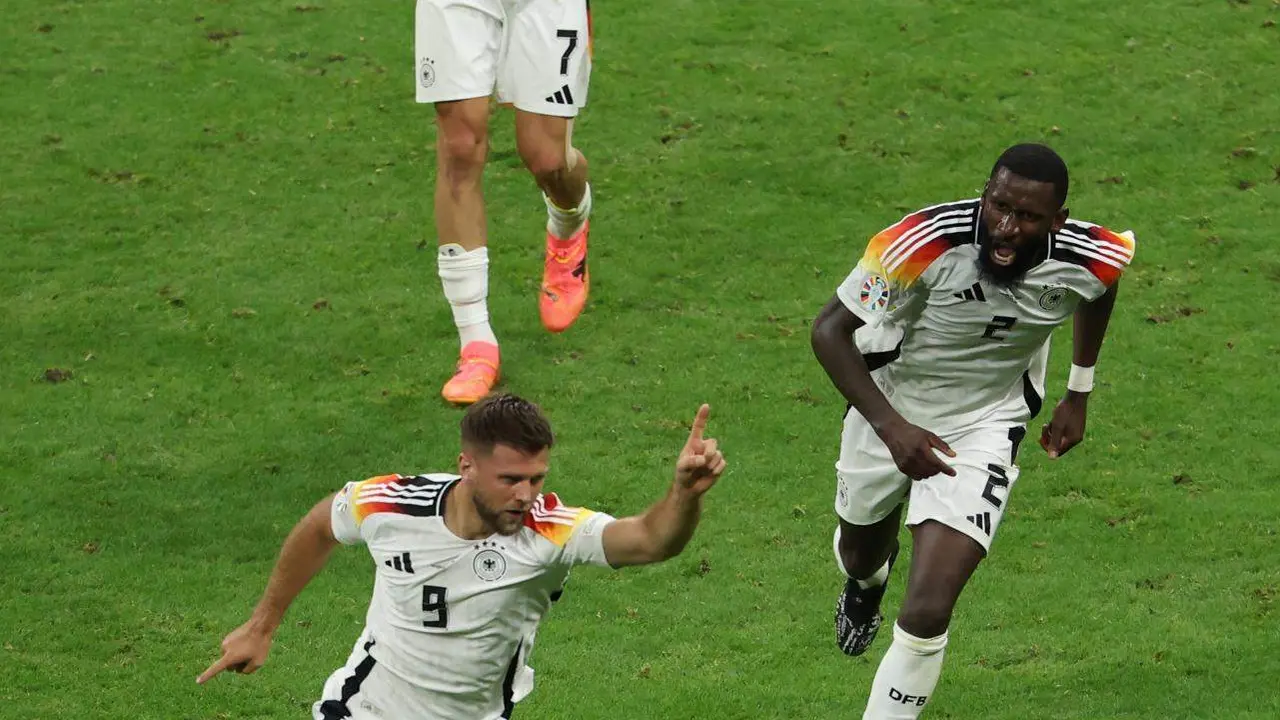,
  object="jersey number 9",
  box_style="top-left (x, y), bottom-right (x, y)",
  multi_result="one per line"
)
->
top-left (422, 584), bottom-right (449, 628)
